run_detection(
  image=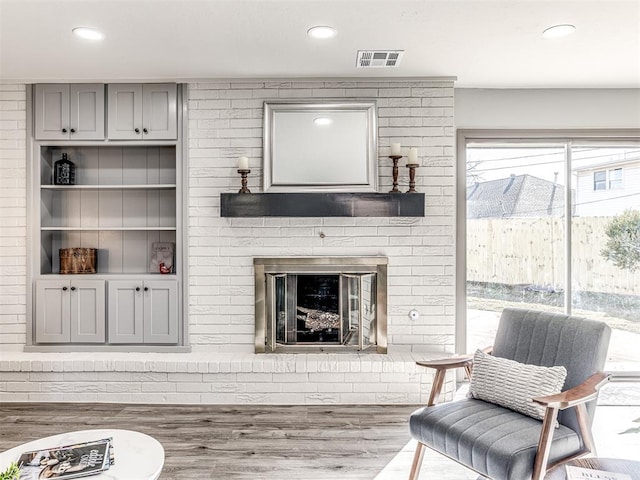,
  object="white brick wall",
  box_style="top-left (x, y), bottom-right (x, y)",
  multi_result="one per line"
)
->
top-left (188, 79), bottom-right (456, 354)
top-left (0, 79), bottom-right (457, 404)
top-left (0, 84), bottom-right (27, 351)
